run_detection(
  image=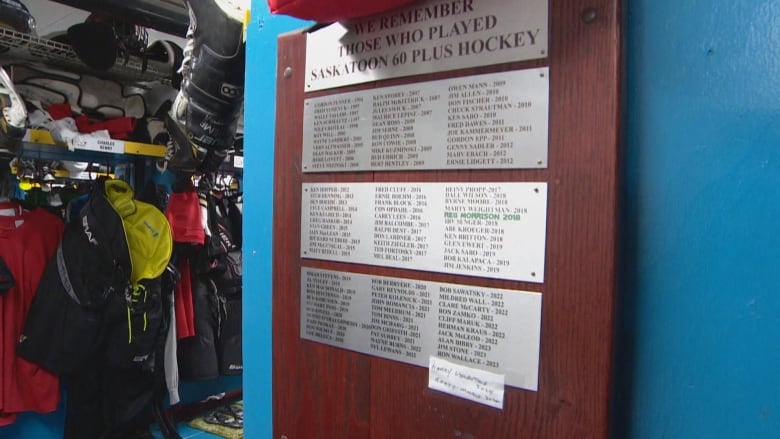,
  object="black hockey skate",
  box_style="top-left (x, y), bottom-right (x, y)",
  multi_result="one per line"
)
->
top-left (165, 0), bottom-right (246, 175)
